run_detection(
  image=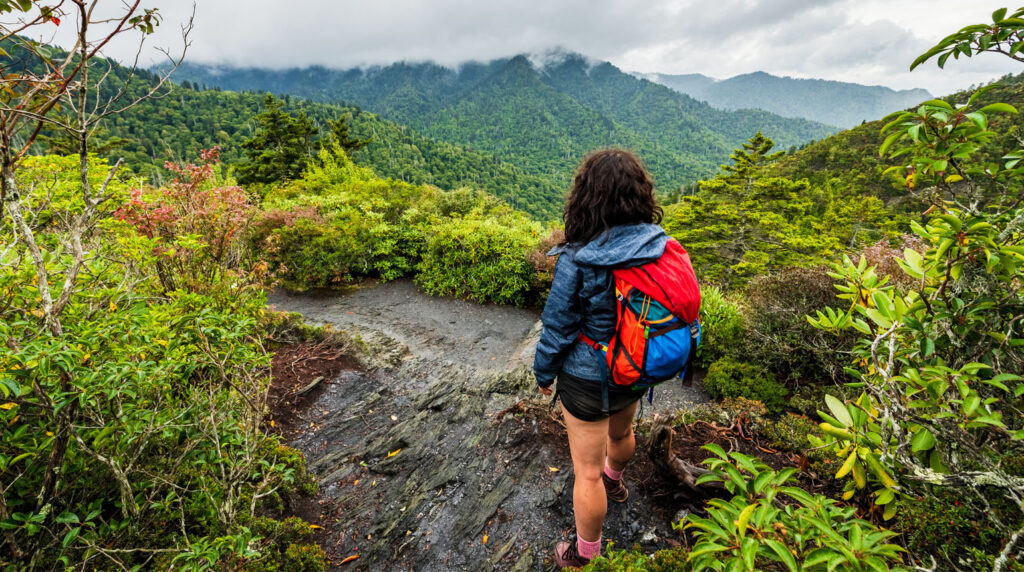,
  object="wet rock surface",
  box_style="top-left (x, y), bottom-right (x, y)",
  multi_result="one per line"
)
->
top-left (269, 281), bottom-right (712, 570)
top-left (268, 280), bottom-right (541, 370)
